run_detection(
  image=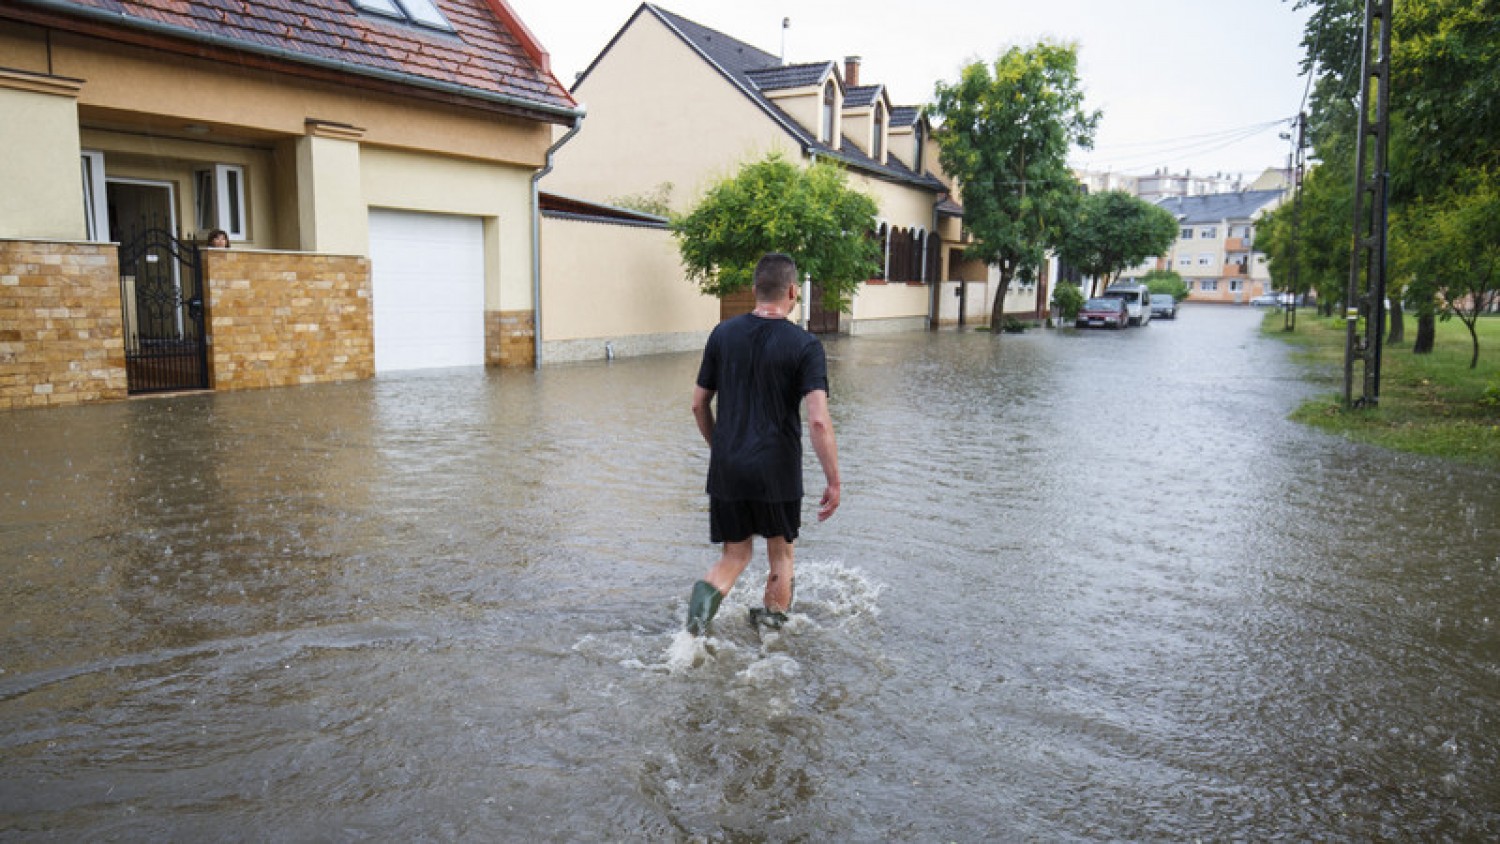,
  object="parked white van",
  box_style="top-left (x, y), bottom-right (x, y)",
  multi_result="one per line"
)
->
top-left (1102, 284), bottom-right (1152, 326)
